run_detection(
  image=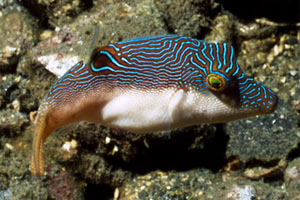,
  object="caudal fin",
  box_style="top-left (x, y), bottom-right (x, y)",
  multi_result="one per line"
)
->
top-left (31, 114), bottom-right (53, 176)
